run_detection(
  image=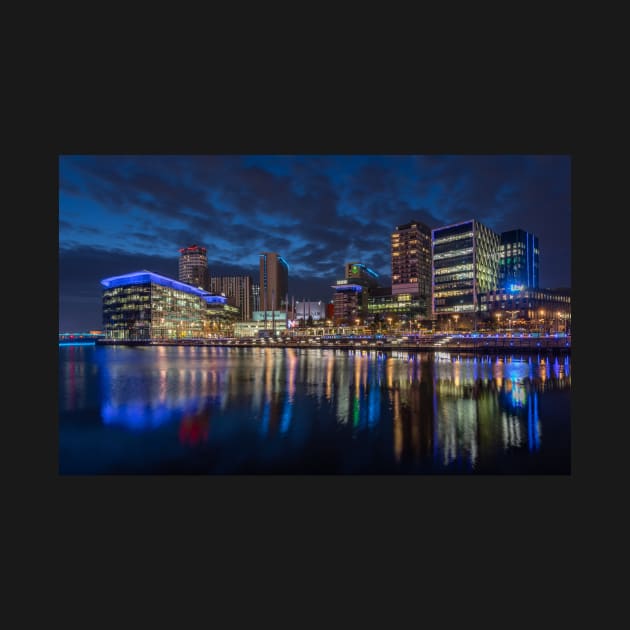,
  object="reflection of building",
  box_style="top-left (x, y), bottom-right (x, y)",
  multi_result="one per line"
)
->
top-left (432, 220), bottom-right (500, 325)
top-left (179, 406), bottom-right (211, 446)
top-left (101, 270), bottom-right (229, 341)
top-left (499, 229), bottom-right (539, 289)
top-left (210, 275), bottom-right (253, 321)
top-left (391, 220), bottom-right (432, 317)
top-left (332, 262), bottom-right (380, 324)
top-left (260, 252), bottom-right (289, 312)
top-left (178, 244), bottom-right (209, 290)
